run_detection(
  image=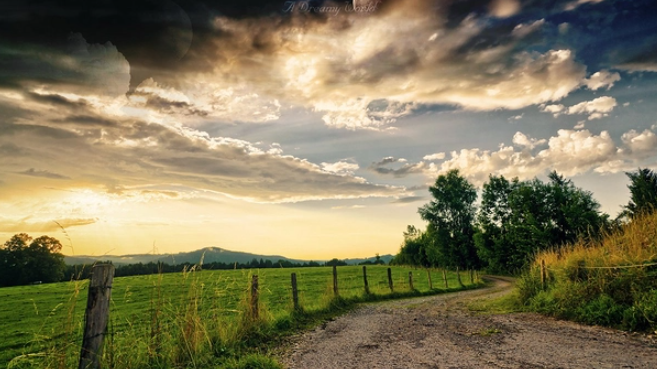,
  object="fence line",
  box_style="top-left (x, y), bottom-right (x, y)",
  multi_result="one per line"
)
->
top-left (67, 266), bottom-right (482, 366)
top-left (544, 261), bottom-right (657, 271)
